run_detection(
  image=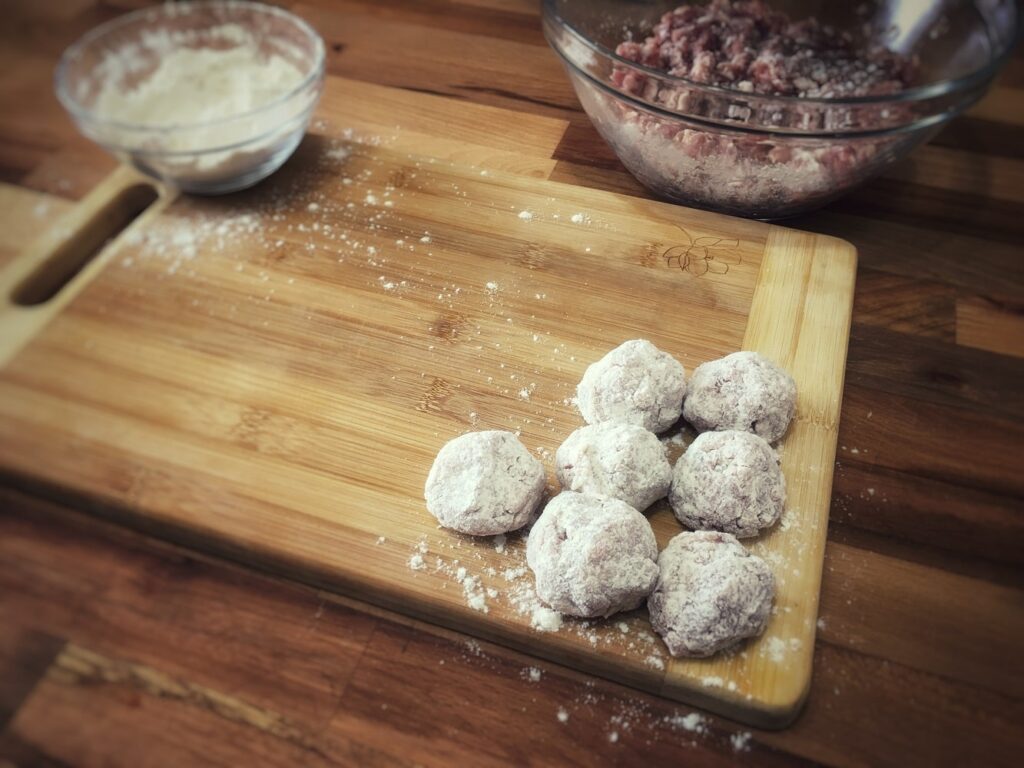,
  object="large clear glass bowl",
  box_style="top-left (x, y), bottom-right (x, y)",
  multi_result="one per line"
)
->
top-left (56, 1), bottom-right (325, 194)
top-left (543, 0), bottom-right (1018, 219)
